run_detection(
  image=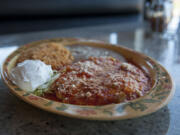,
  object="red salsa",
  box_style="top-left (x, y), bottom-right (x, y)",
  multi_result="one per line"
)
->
top-left (43, 57), bottom-right (151, 105)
